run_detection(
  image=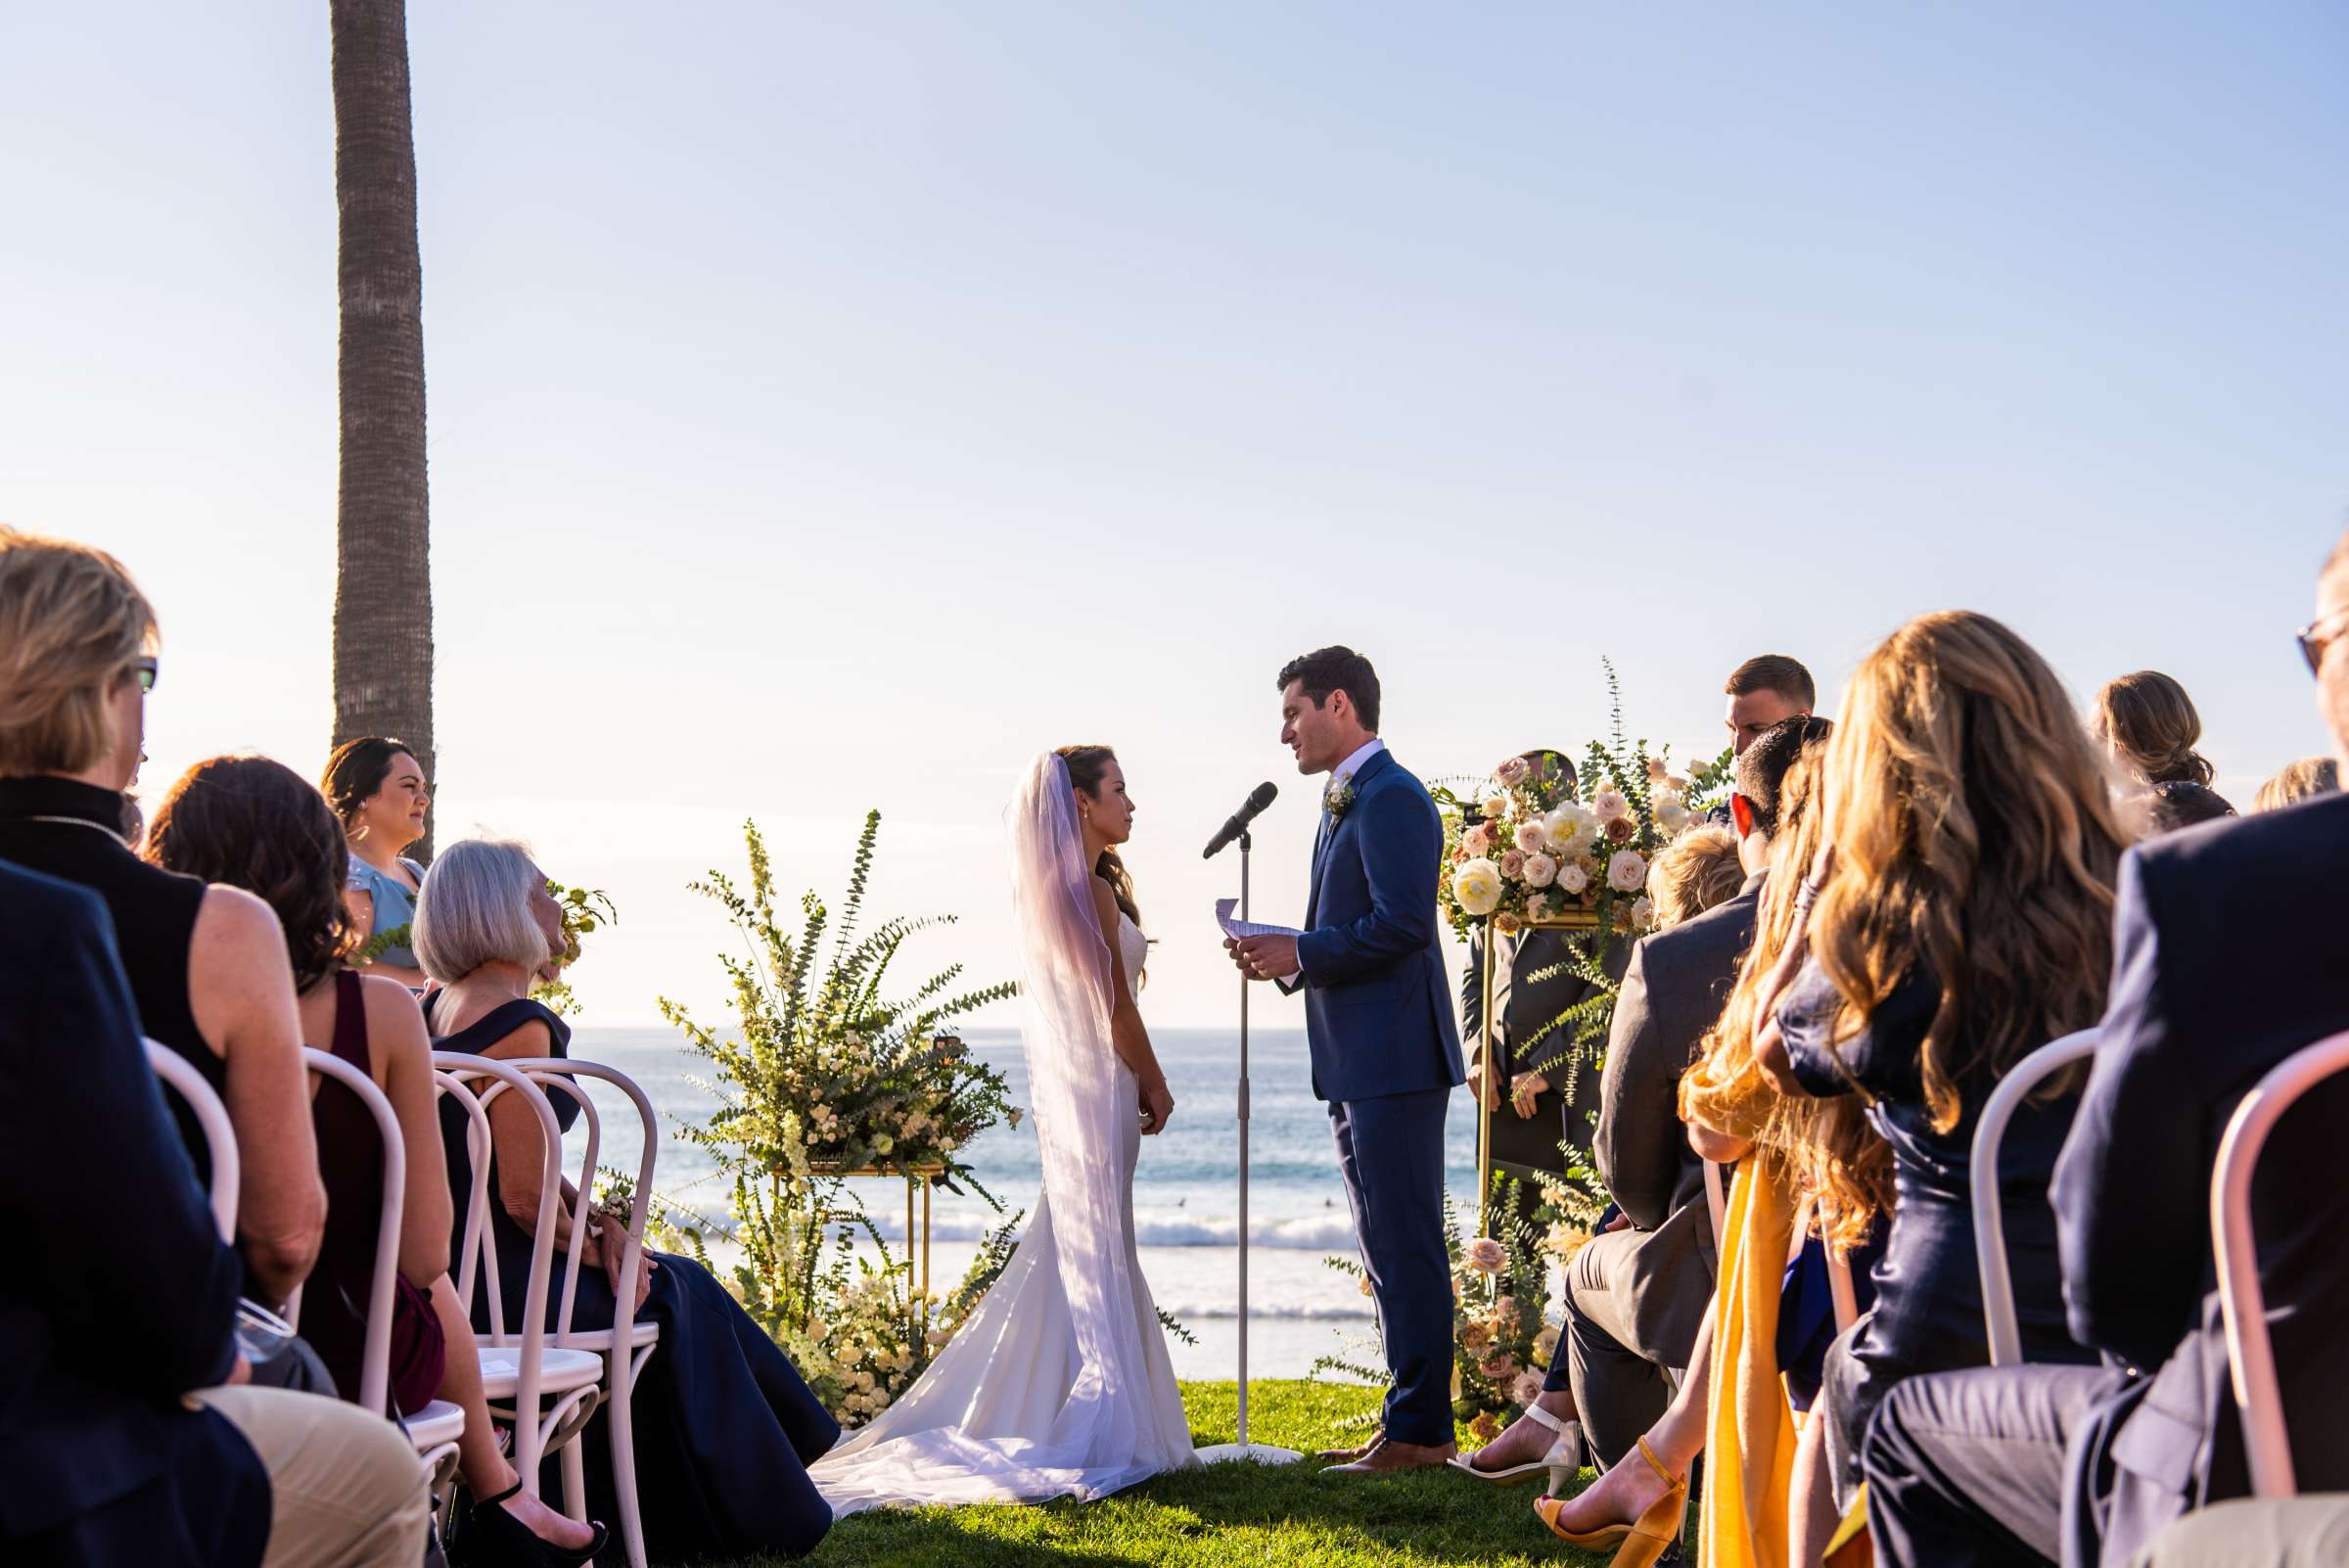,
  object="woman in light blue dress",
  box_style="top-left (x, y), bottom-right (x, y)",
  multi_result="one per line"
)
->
top-left (323, 735), bottom-right (432, 991)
